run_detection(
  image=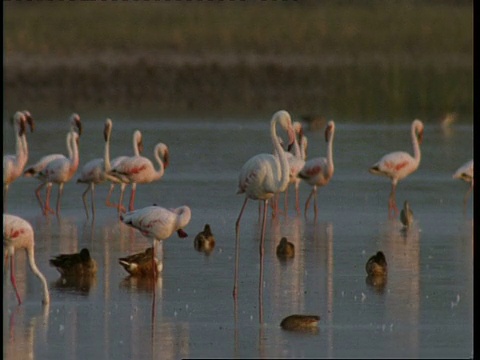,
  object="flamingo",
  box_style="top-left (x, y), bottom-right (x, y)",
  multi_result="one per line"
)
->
top-left (452, 159), bottom-right (473, 211)
top-left (23, 113), bottom-right (82, 213)
top-left (283, 121), bottom-right (308, 215)
top-left (38, 130), bottom-right (80, 215)
top-left (120, 205), bottom-right (191, 278)
top-left (118, 247), bottom-right (163, 277)
top-left (3, 214), bottom-right (50, 305)
top-left (104, 129), bottom-right (144, 213)
top-left (4, 110), bottom-right (35, 211)
top-left (233, 110), bottom-right (295, 310)
top-left (76, 118), bottom-right (118, 219)
top-left (49, 248), bottom-right (97, 277)
top-left (369, 119), bottom-right (424, 219)
top-left (109, 142), bottom-right (169, 212)
top-left (298, 120), bottom-right (336, 219)
top-left (193, 224), bottom-right (216, 254)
